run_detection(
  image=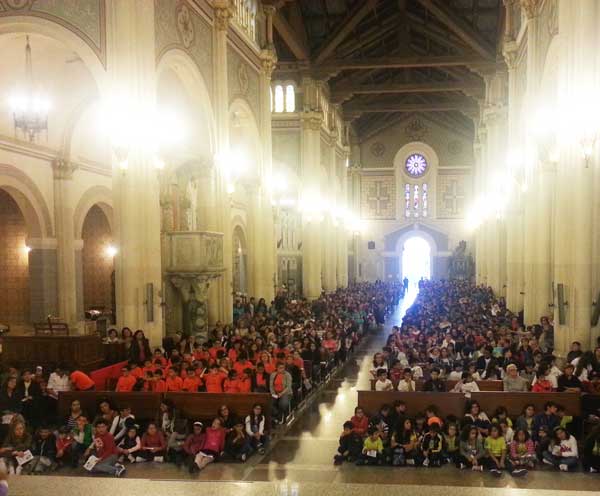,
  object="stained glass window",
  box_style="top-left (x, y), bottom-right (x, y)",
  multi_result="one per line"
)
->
top-left (274, 85), bottom-right (284, 113)
top-left (413, 184), bottom-right (419, 218)
top-left (404, 184), bottom-right (410, 217)
top-left (285, 85), bottom-right (295, 112)
top-left (405, 153), bottom-right (428, 177)
top-left (422, 183), bottom-right (428, 217)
